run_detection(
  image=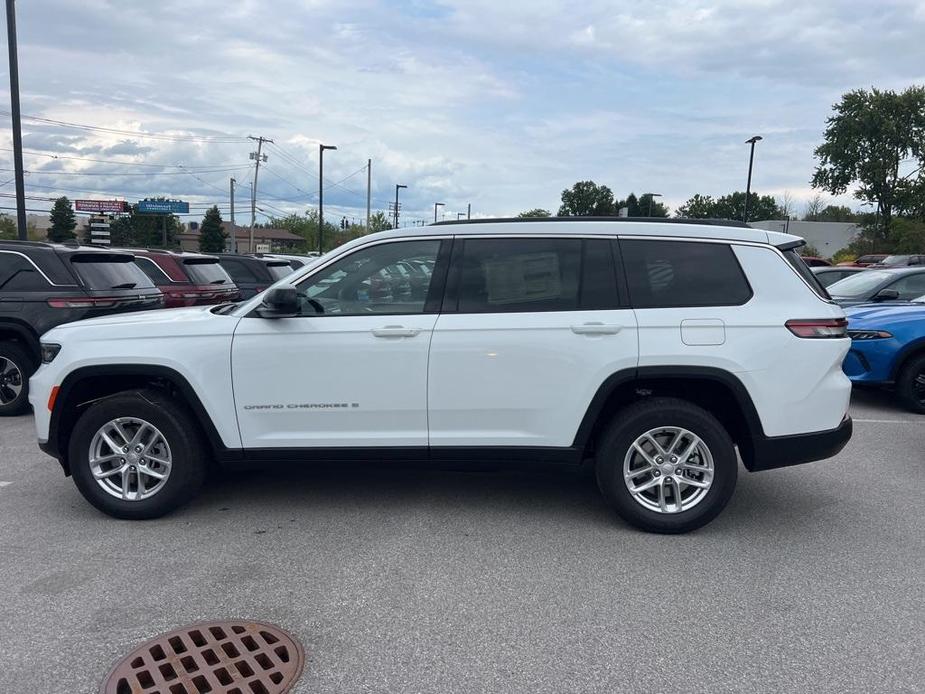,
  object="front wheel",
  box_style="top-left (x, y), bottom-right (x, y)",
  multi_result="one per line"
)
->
top-left (68, 389), bottom-right (208, 519)
top-left (595, 397), bottom-right (738, 534)
top-left (896, 354), bottom-right (925, 414)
